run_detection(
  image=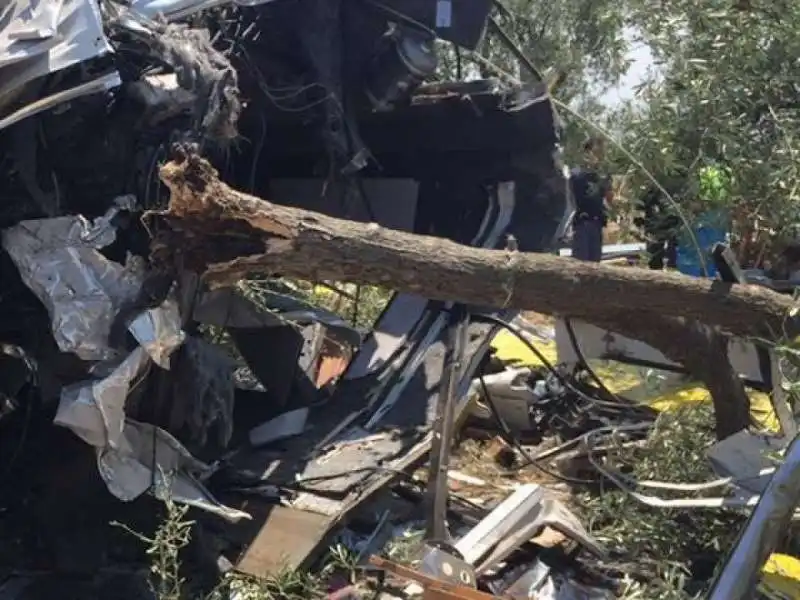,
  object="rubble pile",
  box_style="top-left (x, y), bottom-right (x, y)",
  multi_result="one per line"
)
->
top-left (0, 1), bottom-right (798, 599)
